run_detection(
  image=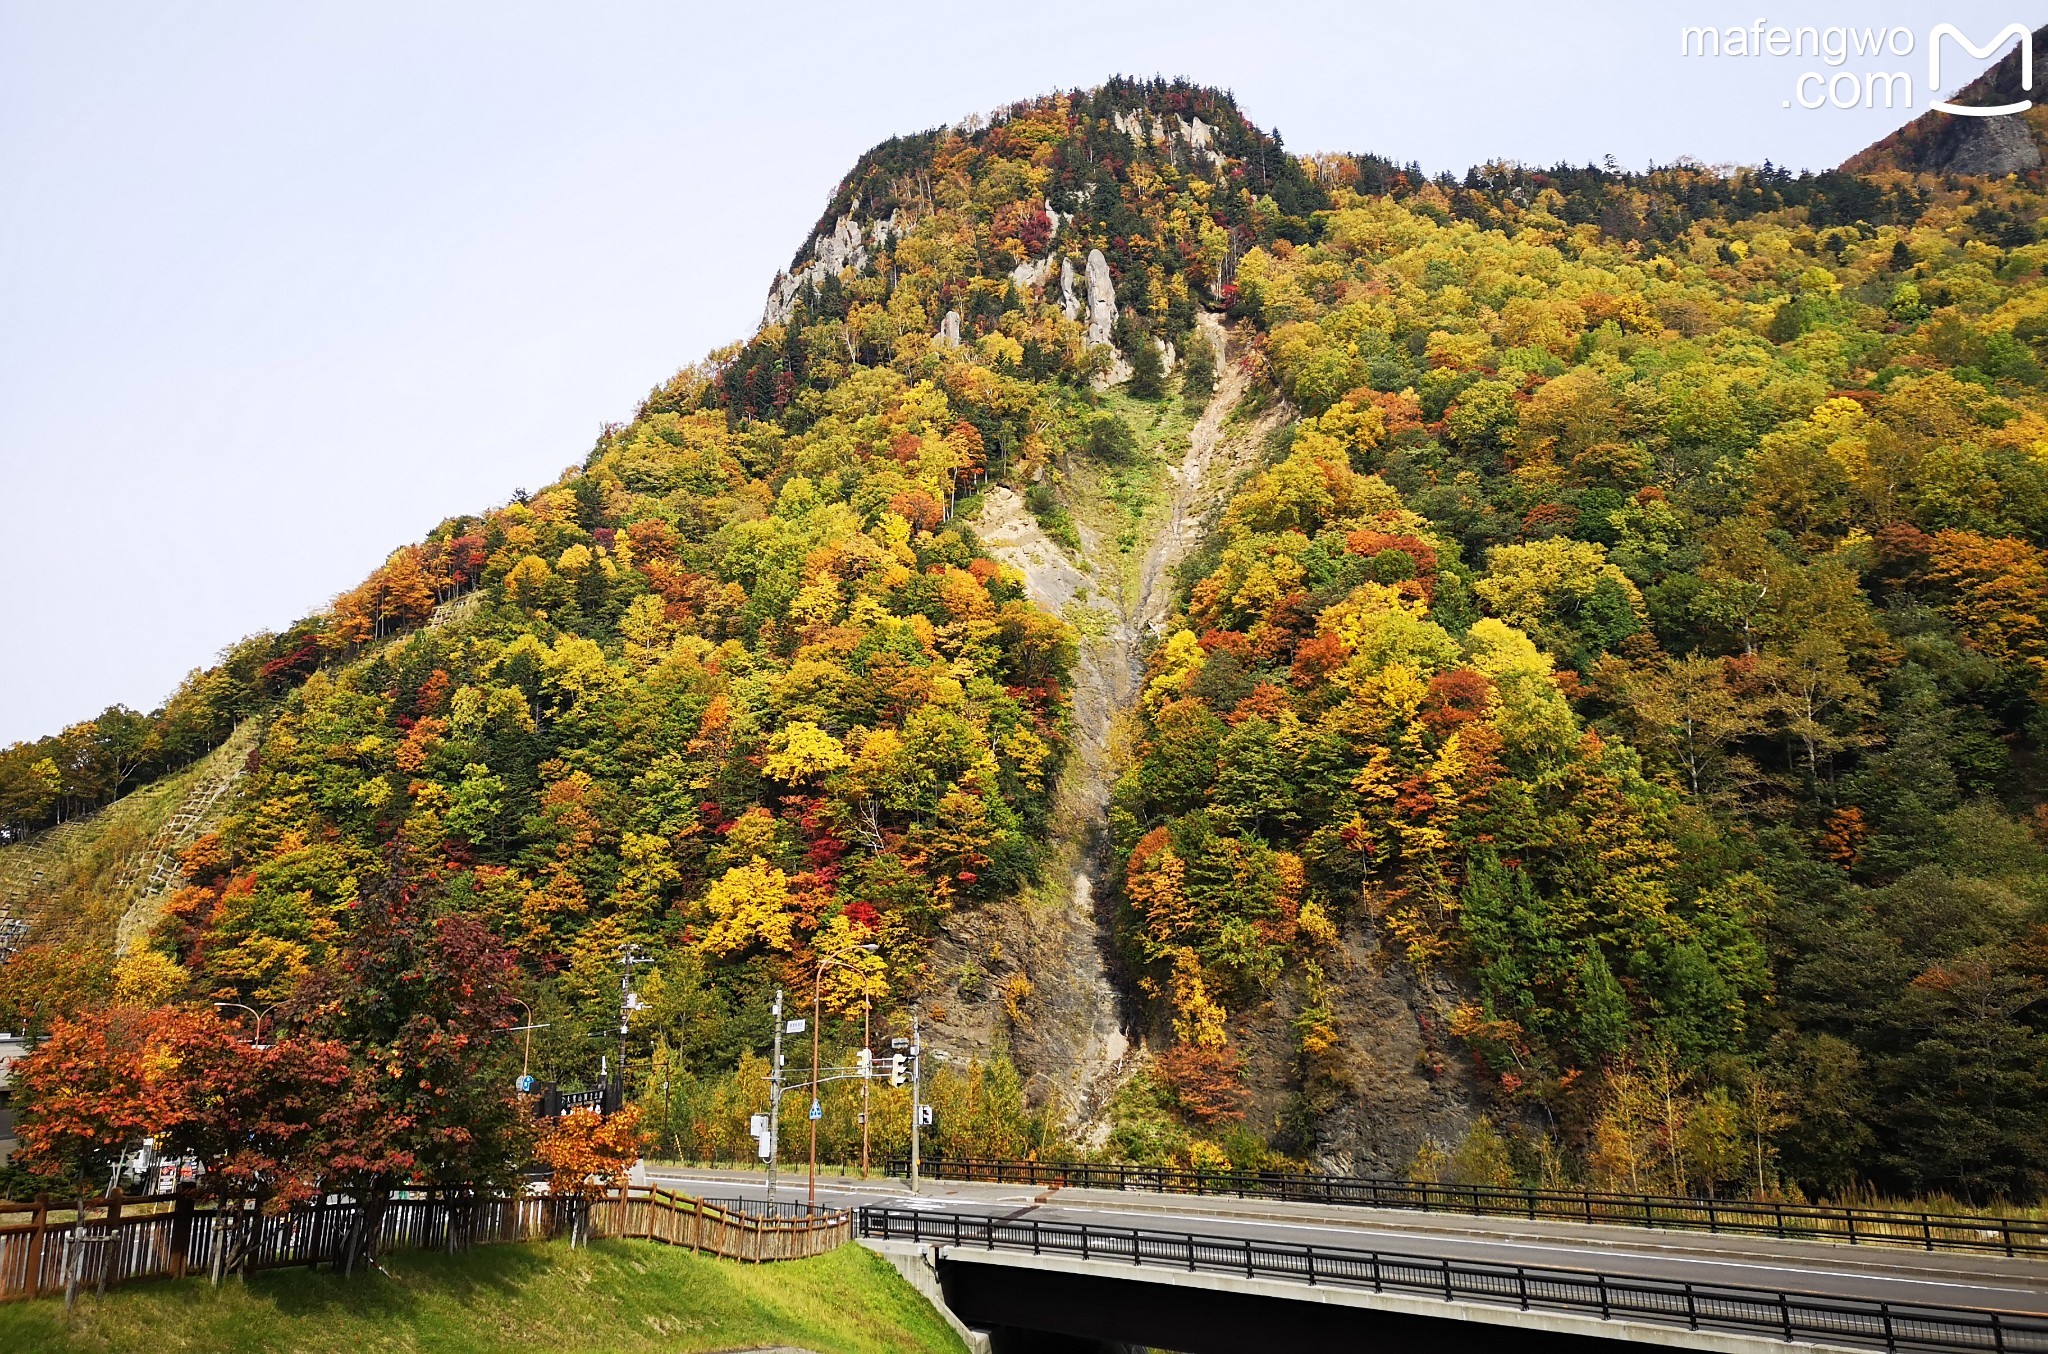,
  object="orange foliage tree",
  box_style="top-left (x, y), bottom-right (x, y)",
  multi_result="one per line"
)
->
top-left (536, 1105), bottom-right (651, 1199)
top-left (535, 1106), bottom-right (652, 1245)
